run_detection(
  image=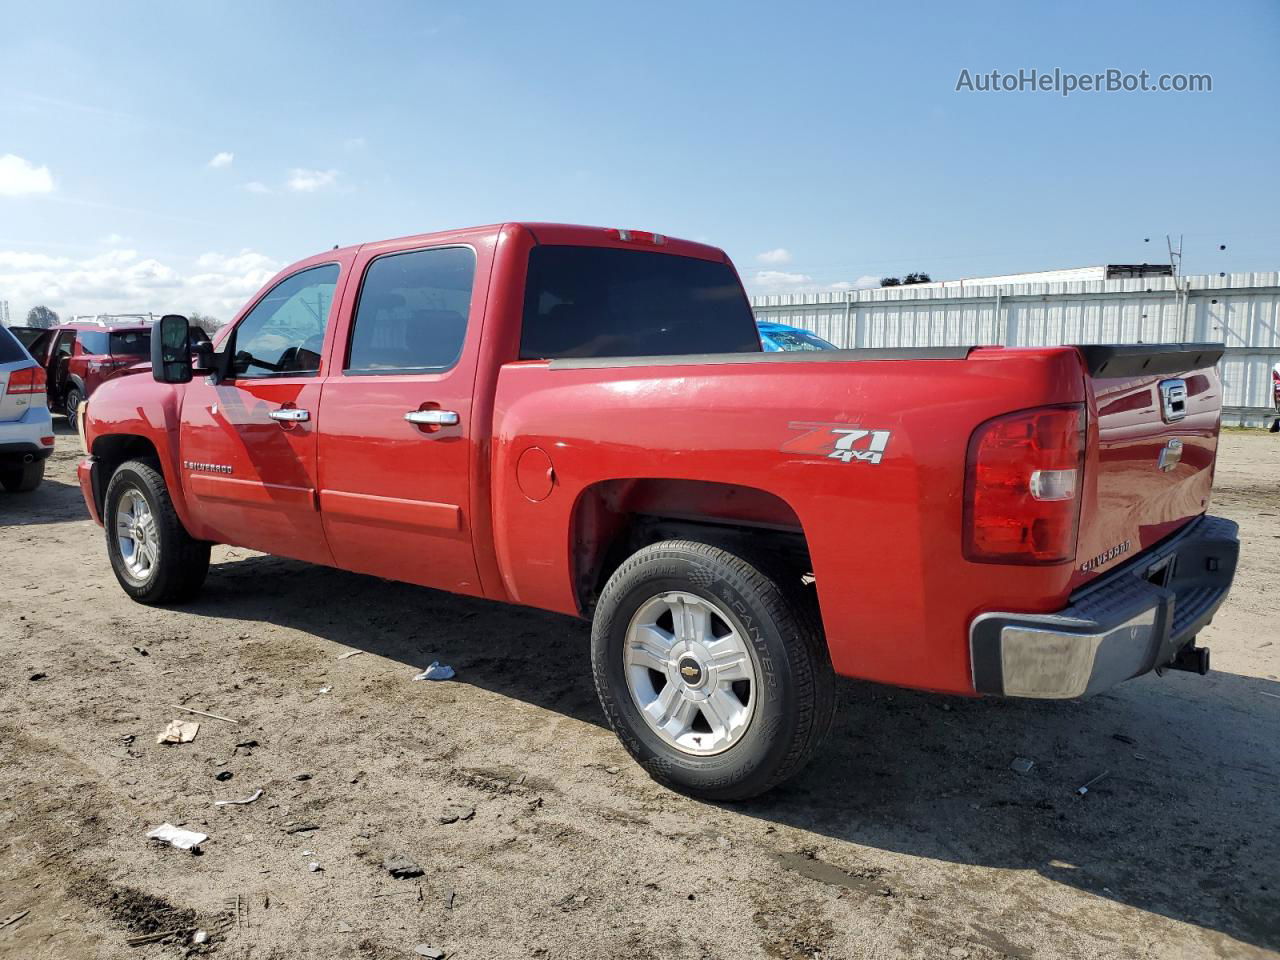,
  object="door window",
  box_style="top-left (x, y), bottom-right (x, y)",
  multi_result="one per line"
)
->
top-left (230, 264), bottom-right (340, 378)
top-left (345, 246), bottom-right (475, 374)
